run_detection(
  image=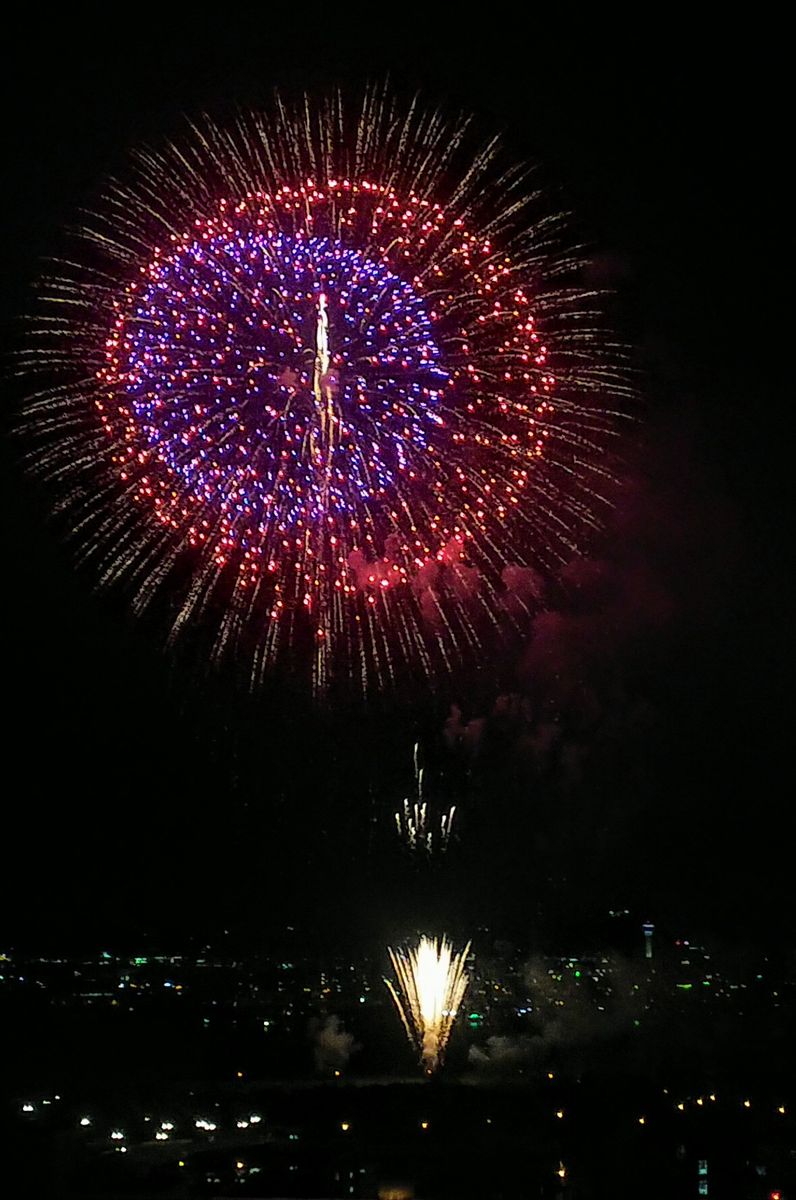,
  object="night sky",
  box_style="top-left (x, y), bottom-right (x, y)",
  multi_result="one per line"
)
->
top-left (1, 17), bottom-right (789, 954)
